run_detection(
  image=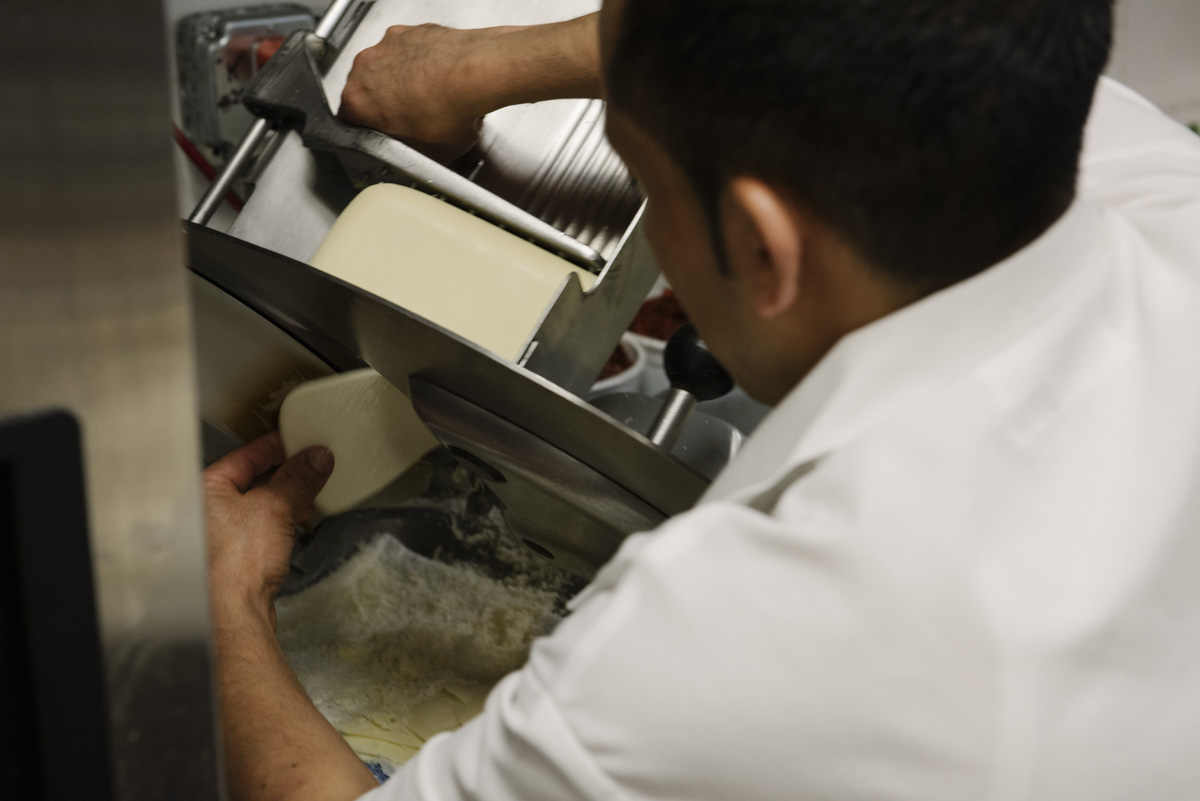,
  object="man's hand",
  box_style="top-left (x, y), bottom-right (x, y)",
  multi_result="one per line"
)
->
top-left (204, 435), bottom-right (378, 801)
top-left (204, 433), bottom-right (334, 629)
top-left (339, 24), bottom-right (502, 162)
top-left (339, 15), bottom-right (602, 162)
